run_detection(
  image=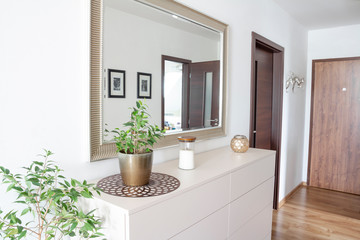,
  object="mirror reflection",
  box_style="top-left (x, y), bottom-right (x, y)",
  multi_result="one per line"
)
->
top-left (102, 0), bottom-right (223, 142)
top-left (162, 56), bottom-right (220, 132)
